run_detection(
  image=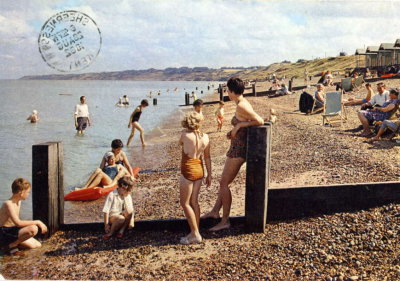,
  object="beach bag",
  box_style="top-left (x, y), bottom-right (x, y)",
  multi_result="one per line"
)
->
top-left (299, 91), bottom-right (314, 113)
